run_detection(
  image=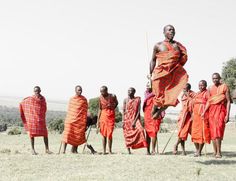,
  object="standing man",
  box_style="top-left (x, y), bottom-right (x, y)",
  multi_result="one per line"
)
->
top-left (191, 80), bottom-right (211, 157)
top-left (123, 87), bottom-right (147, 154)
top-left (97, 86), bottom-right (118, 154)
top-left (173, 83), bottom-right (195, 155)
top-left (150, 25), bottom-right (188, 119)
top-left (62, 85), bottom-right (88, 154)
top-left (143, 84), bottom-right (164, 155)
top-left (202, 73), bottom-right (231, 158)
top-left (19, 86), bottom-right (52, 155)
